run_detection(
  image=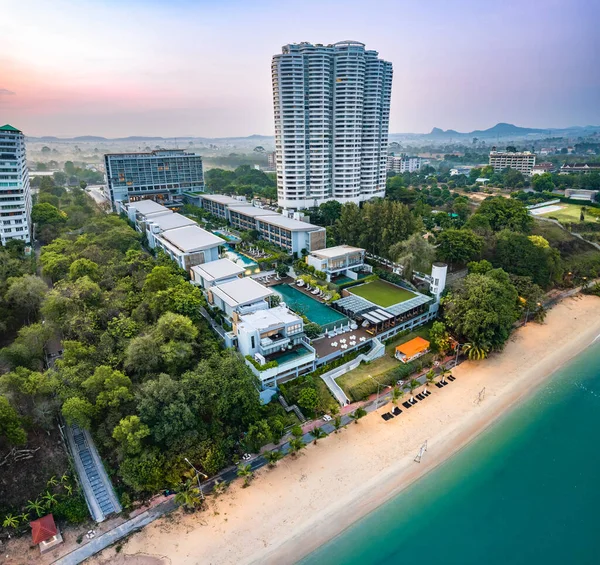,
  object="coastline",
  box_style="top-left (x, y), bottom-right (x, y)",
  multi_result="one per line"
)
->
top-left (90, 294), bottom-right (600, 565)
